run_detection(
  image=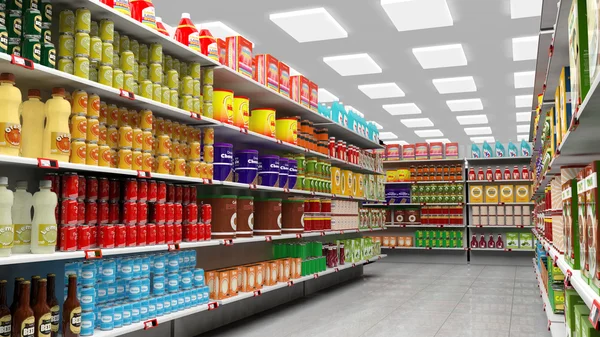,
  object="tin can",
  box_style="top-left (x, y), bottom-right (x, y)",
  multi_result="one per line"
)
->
top-left (110, 148), bottom-right (118, 168)
top-left (0, 27), bottom-right (7, 54)
top-left (85, 200), bottom-right (98, 225)
top-left (156, 135), bottom-right (170, 155)
top-left (77, 175), bottom-right (86, 199)
top-left (86, 142), bottom-right (98, 165)
top-left (118, 126), bottom-right (133, 148)
top-left (140, 80), bottom-right (152, 99)
top-left (71, 115), bottom-right (87, 140)
top-left (59, 9), bottom-right (74, 35)
top-left (173, 159), bottom-right (186, 176)
top-left (142, 131), bottom-right (153, 152)
top-left (137, 201), bottom-right (148, 225)
top-left (86, 118), bottom-right (99, 142)
top-left (130, 38), bottom-right (139, 59)
top-left (138, 110), bottom-right (152, 131)
top-left (119, 34), bottom-right (129, 54)
top-left (132, 128), bottom-right (143, 150)
top-left (201, 204), bottom-right (211, 224)
top-left (23, 8), bottom-right (42, 38)
top-left (75, 7), bottom-right (91, 33)
top-left (202, 102), bottom-right (213, 118)
top-left (41, 0), bottom-right (51, 24)
top-left (188, 62), bottom-right (200, 79)
top-left (8, 41), bottom-right (21, 58)
top-left (108, 202), bottom-right (119, 224)
top-left (125, 224), bottom-right (136, 247)
top-left (99, 19), bottom-right (113, 42)
top-left (152, 83), bottom-right (161, 102)
top-left (155, 223), bottom-right (165, 244)
top-left (90, 63), bottom-right (98, 81)
top-left (142, 152), bottom-right (152, 172)
top-left (77, 225), bottom-right (91, 251)
top-left (137, 224), bottom-right (147, 246)
top-left (71, 89), bottom-right (87, 114)
top-left (161, 86), bottom-right (170, 105)
top-left (90, 35), bottom-right (101, 61)
top-left (86, 176), bottom-right (98, 199)
top-left (202, 85), bottom-right (213, 102)
top-left (138, 63), bottom-right (147, 81)
top-left (60, 199), bottom-right (78, 225)
top-left (132, 150), bottom-right (143, 170)
top-left (112, 30), bottom-right (119, 51)
top-left (138, 42), bottom-right (148, 63)
top-left (156, 155), bottom-right (170, 174)
top-left (97, 65), bottom-right (112, 86)
top-left (121, 201), bottom-right (137, 225)
top-left (41, 27), bottom-right (50, 43)
top-left (59, 225), bottom-right (77, 251)
top-left (101, 41), bottom-right (112, 65)
top-left (121, 50), bottom-right (134, 72)
top-left (74, 56), bottom-right (89, 79)
top-left (165, 69), bottom-right (178, 89)
top-left (118, 107), bottom-right (129, 127)
top-left (104, 104), bottom-right (117, 127)
top-left (21, 37), bottom-right (41, 64)
top-left (118, 148), bottom-right (132, 170)
top-left (90, 20), bottom-right (98, 37)
top-left (123, 72), bottom-right (134, 92)
top-left (148, 62), bottom-right (161, 83)
top-left (169, 89), bottom-right (178, 108)
top-left (98, 145), bottom-right (111, 167)
top-left (70, 139), bottom-right (86, 164)
top-left (112, 68), bottom-right (123, 89)
top-left (181, 95), bottom-right (193, 111)
top-left (74, 31), bottom-right (90, 57)
top-left (149, 43), bottom-right (161, 63)
top-left (99, 101), bottom-right (107, 122)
